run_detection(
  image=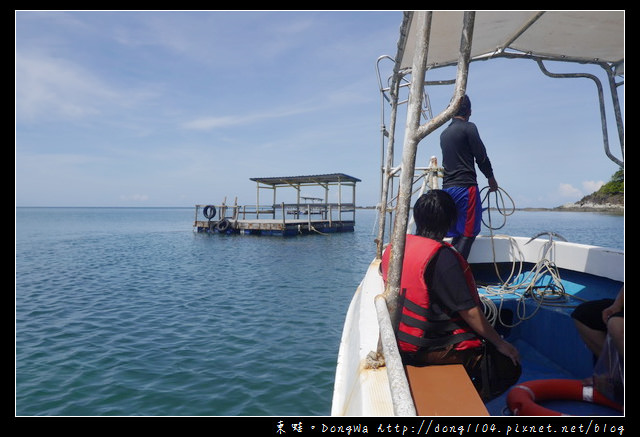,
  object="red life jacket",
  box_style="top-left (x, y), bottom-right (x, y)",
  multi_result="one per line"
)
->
top-left (381, 234), bottom-right (482, 353)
